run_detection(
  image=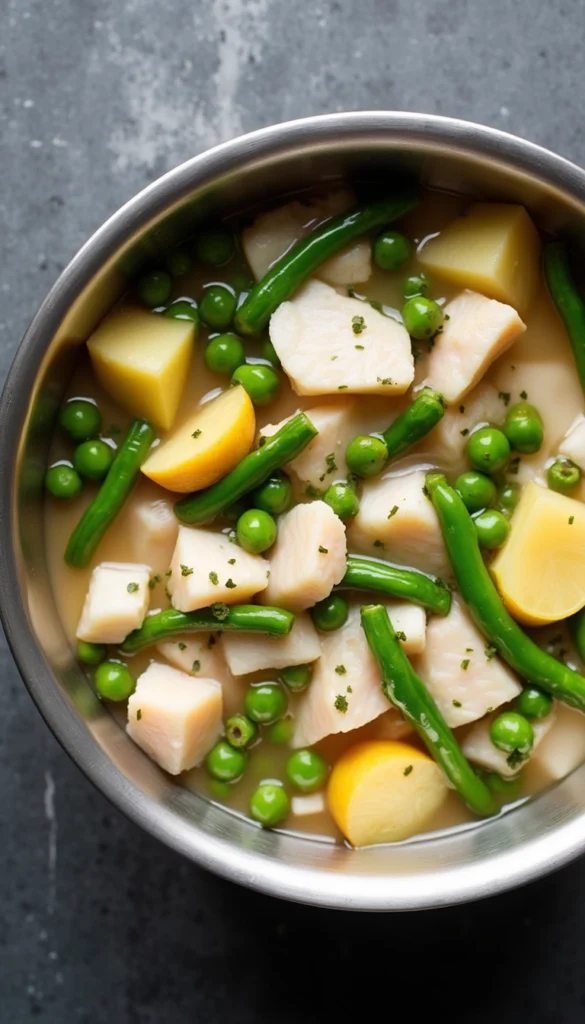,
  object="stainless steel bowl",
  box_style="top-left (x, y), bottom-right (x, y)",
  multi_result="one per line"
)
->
top-left (4, 112), bottom-right (585, 911)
